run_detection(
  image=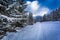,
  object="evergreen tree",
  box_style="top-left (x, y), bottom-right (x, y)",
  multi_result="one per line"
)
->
top-left (42, 14), bottom-right (47, 21)
top-left (28, 12), bottom-right (33, 25)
